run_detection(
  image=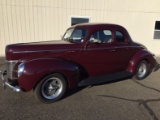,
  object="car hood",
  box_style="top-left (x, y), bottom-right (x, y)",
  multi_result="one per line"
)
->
top-left (6, 40), bottom-right (81, 61)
